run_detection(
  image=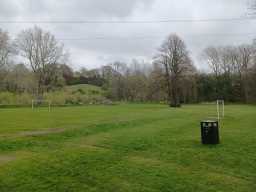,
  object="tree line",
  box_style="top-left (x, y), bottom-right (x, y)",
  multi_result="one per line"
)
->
top-left (0, 26), bottom-right (256, 106)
